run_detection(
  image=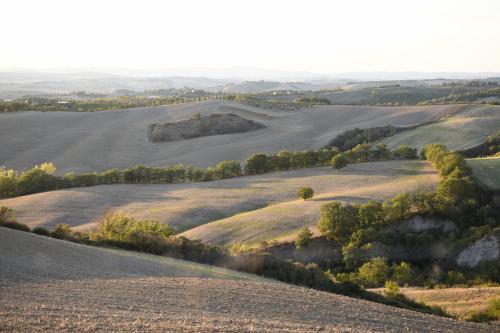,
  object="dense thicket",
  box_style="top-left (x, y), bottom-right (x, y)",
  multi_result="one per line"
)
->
top-left (315, 143), bottom-right (499, 288)
top-left (326, 126), bottom-right (402, 151)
